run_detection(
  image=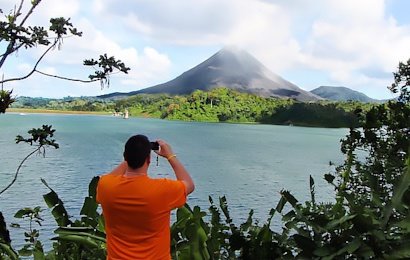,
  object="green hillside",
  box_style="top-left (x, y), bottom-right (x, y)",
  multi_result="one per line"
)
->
top-left (12, 88), bottom-right (376, 128)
